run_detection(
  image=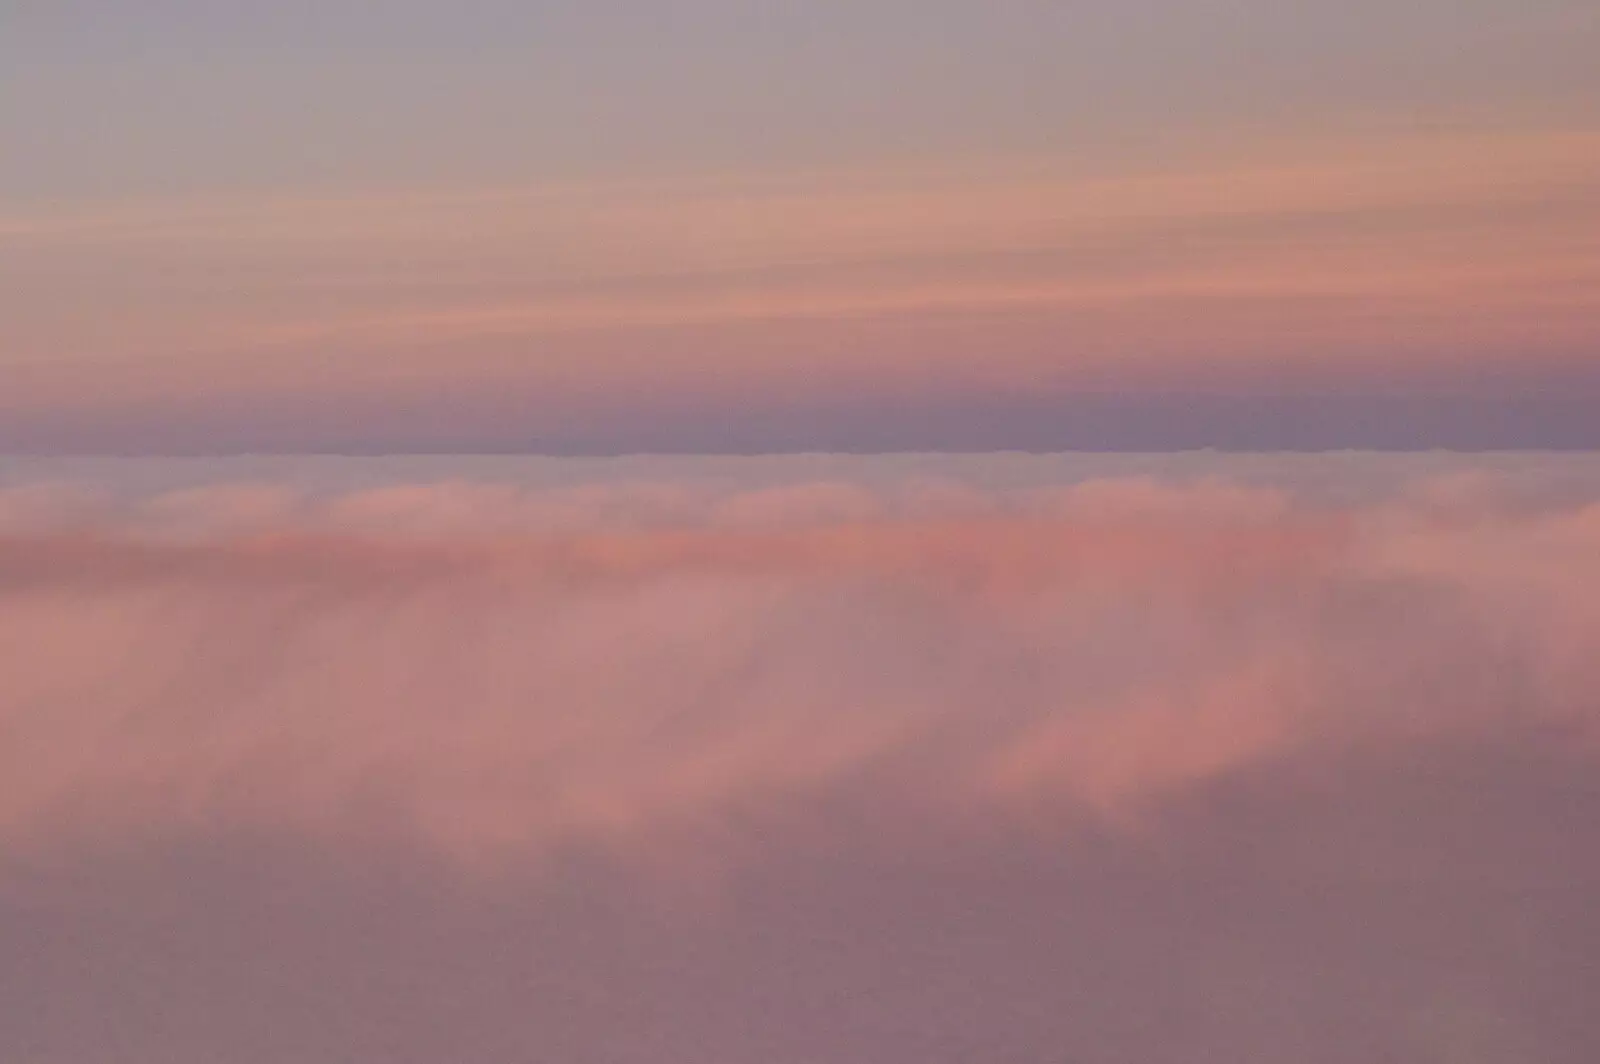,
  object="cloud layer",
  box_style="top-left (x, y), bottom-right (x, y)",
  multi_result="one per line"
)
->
top-left (2, 454), bottom-right (1599, 1062)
